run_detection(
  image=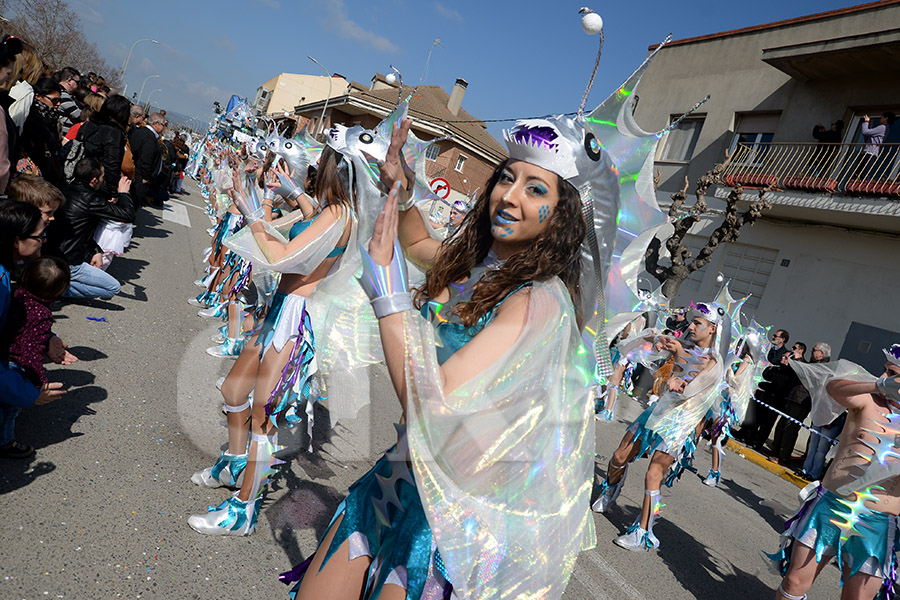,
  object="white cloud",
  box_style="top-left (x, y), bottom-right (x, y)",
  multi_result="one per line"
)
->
top-left (138, 57), bottom-right (158, 74)
top-left (185, 80), bottom-right (229, 104)
top-left (321, 0), bottom-right (400, 53)
top-left (71, 1), bottom-right (105, 25)
top-left (213, 32), bottom-right (236, 52)
top-left (434, 2), bottom-right (462, 23)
